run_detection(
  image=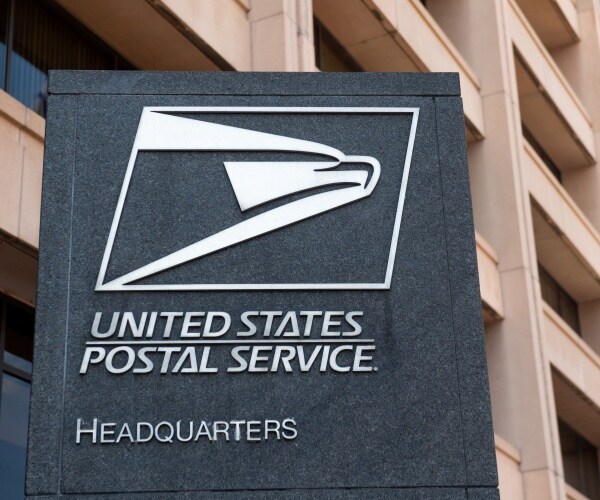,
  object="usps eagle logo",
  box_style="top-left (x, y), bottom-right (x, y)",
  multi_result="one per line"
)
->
top-left (96, 107), bottom-right (419, 291)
